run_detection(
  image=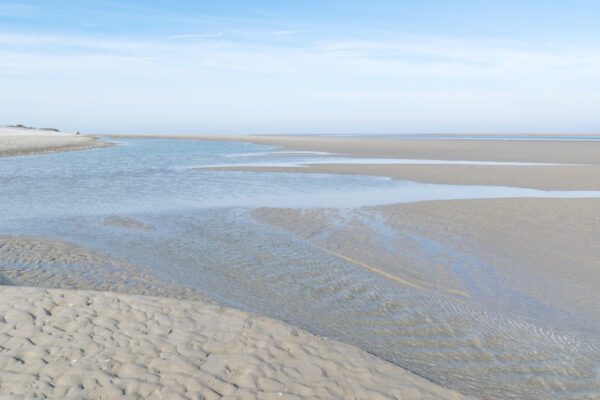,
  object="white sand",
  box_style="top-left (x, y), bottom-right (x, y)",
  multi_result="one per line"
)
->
top-left (0, 285), bottom-right (469, 400)
top-left (0, 126), bottom-right (110, 157)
